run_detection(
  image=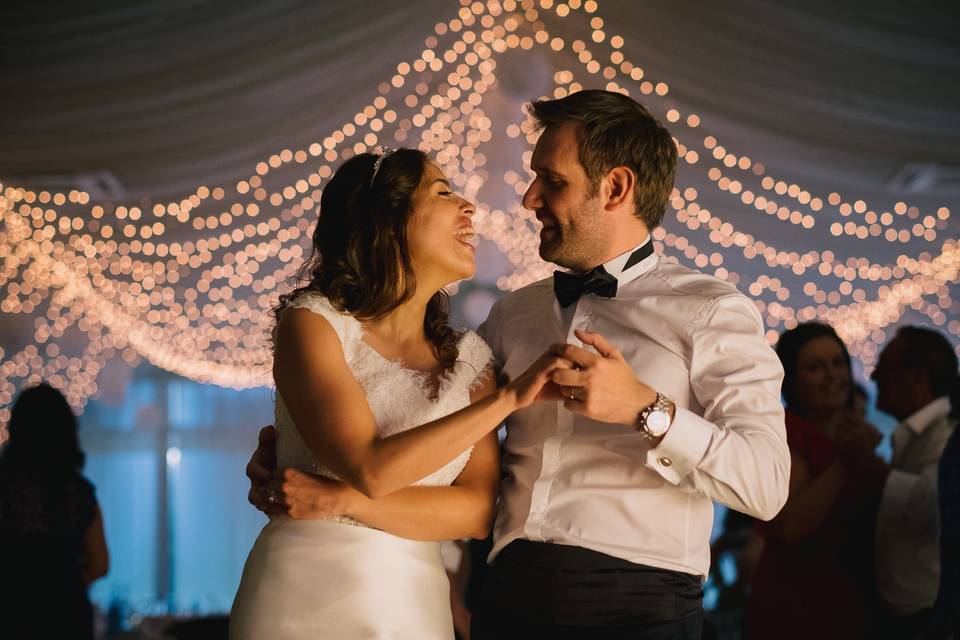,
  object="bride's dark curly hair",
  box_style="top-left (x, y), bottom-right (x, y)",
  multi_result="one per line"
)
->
top-left (273, 149), bottom-right (462, 365)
